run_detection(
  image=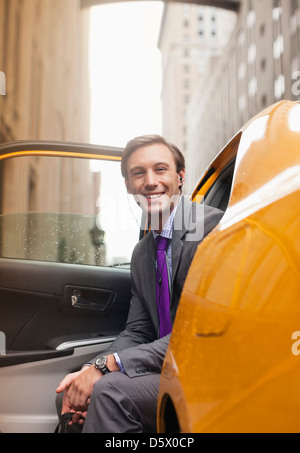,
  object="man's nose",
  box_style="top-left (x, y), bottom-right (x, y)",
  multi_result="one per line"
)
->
top-left (144, 170), bottom-right (158, 187)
